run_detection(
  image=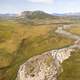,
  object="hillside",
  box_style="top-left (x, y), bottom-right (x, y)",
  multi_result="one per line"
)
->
top-left (19, 11), bottom-right (55, 19)
top-left (16, 11), bottom-right (61, 25)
